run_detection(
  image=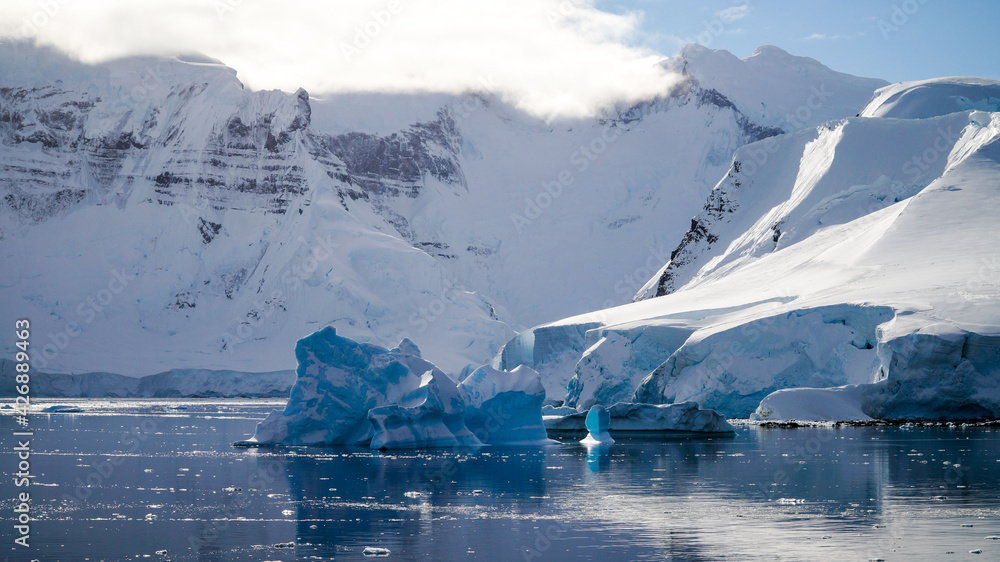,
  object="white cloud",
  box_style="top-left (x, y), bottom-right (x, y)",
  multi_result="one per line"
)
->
top-left (715, 4), bottom-right (750, 23)
top-left (0, 0), bottom-right (680, 120)
top-left (802, 31), bottom-right (861, 41)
